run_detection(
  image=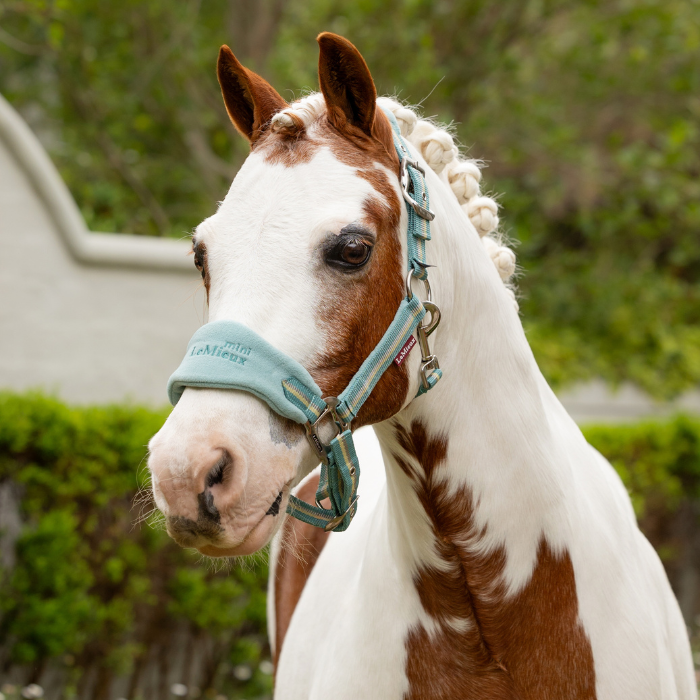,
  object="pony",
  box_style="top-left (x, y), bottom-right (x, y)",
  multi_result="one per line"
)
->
top-left (147, 33), bottom-right (696, 699)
